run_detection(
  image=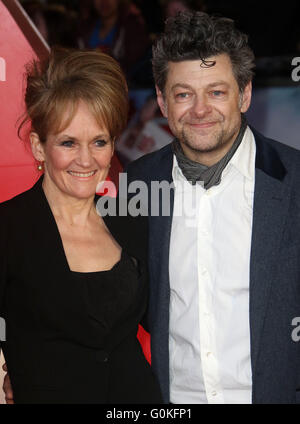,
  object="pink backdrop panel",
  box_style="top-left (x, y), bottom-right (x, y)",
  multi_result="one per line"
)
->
top-left (0, 0), bottom-right (49, 202)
